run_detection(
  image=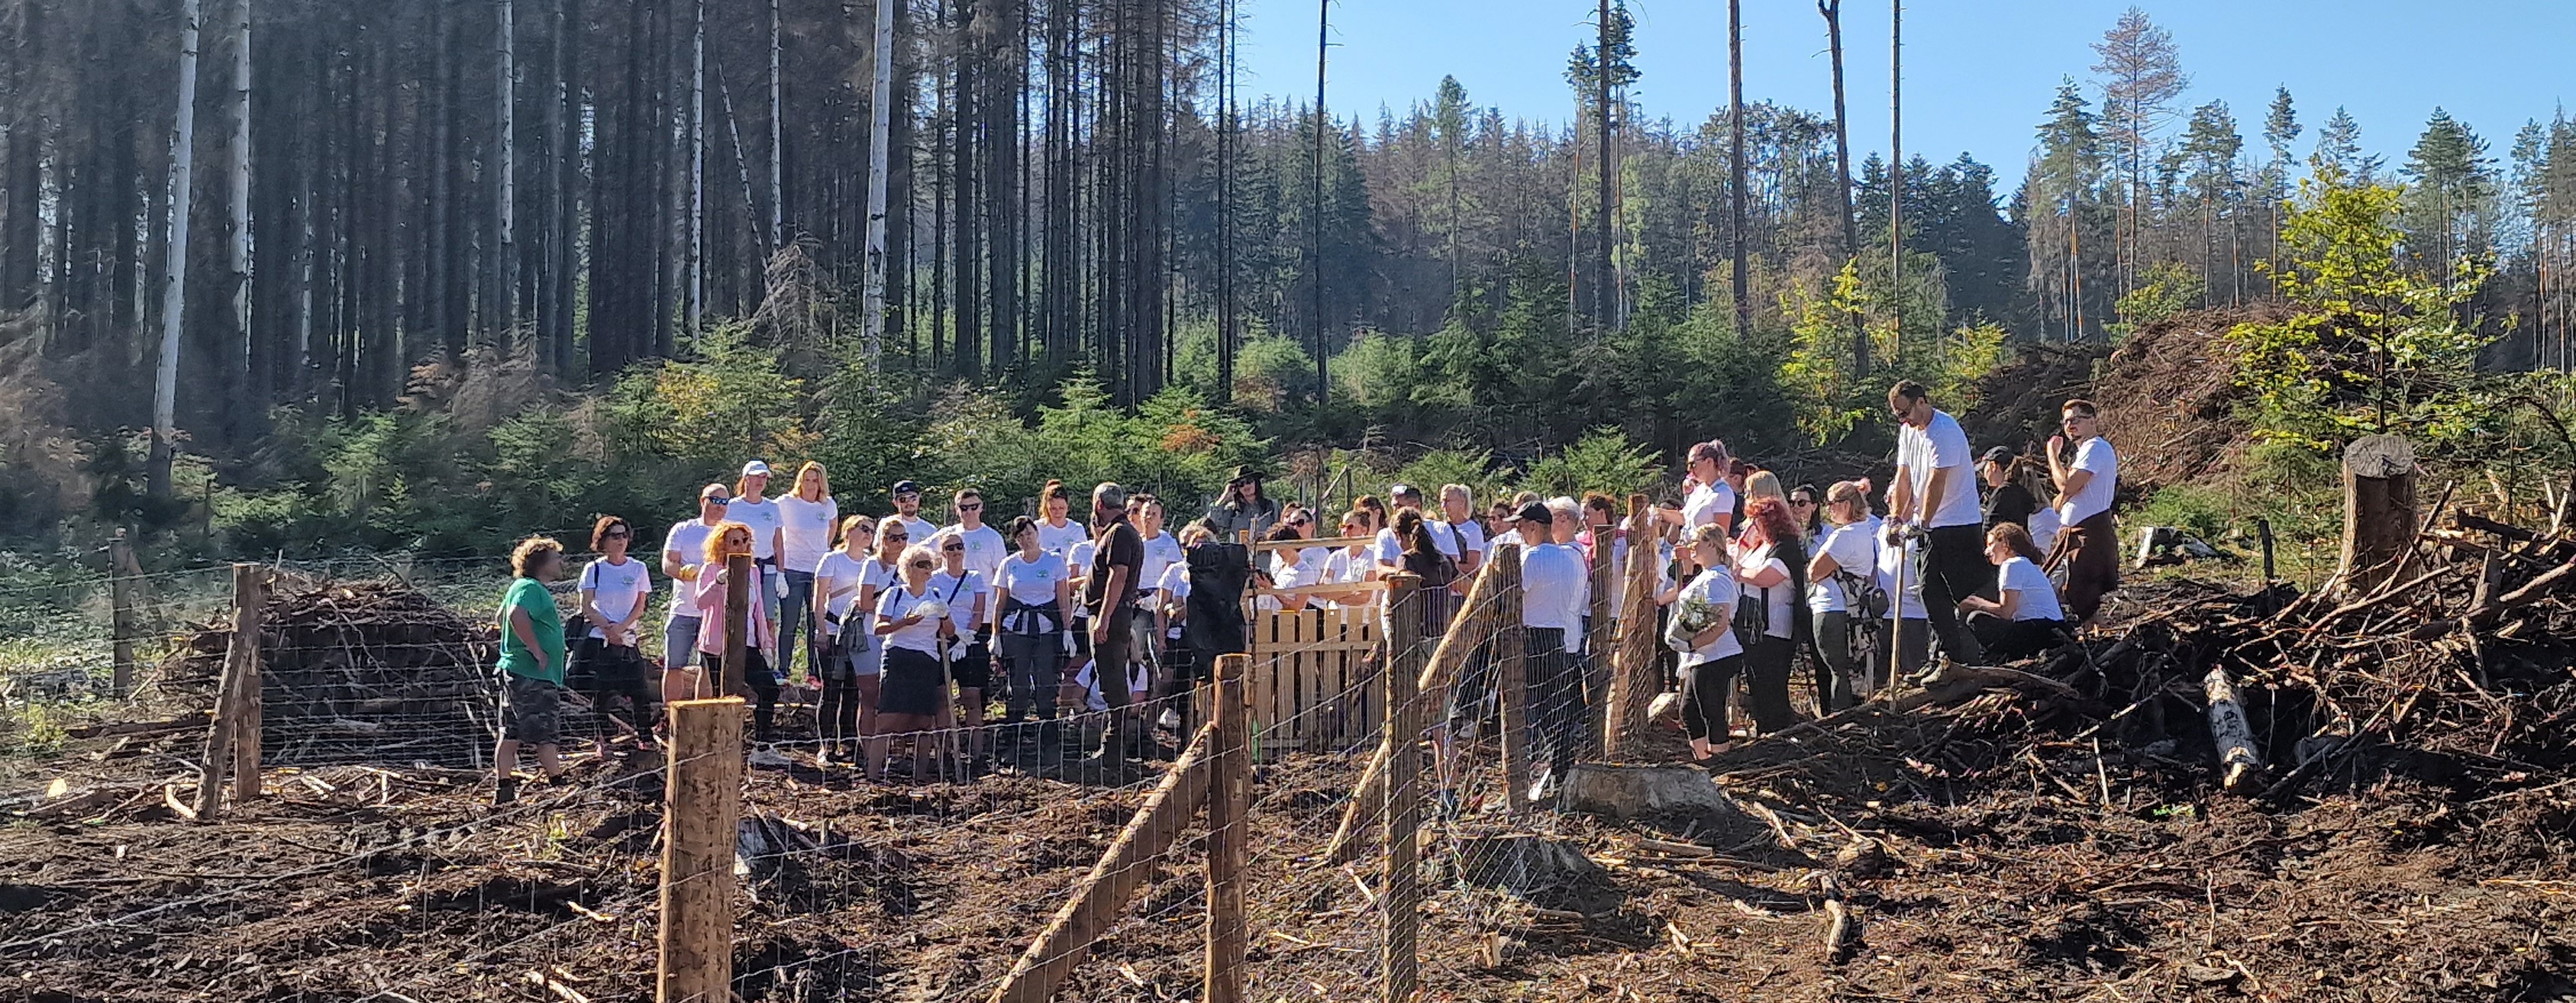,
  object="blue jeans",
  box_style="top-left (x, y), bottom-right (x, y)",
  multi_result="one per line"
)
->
top-left (777, 569), bottom-right (815, 679)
